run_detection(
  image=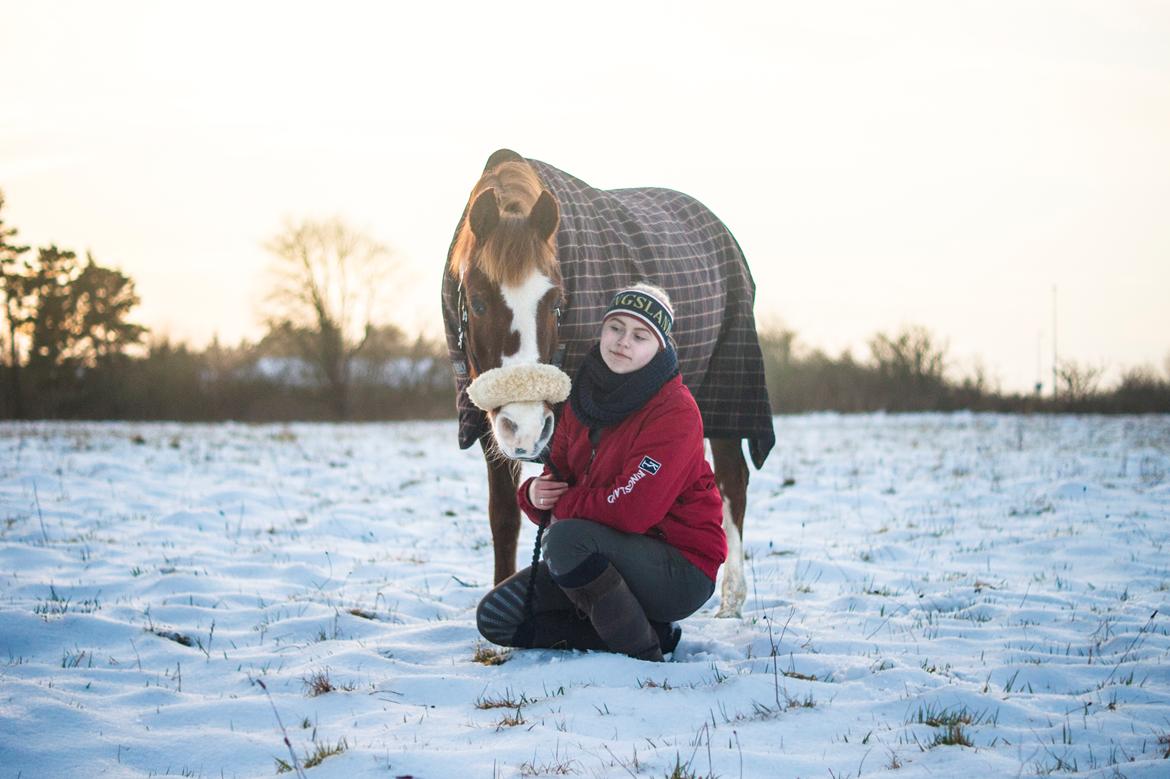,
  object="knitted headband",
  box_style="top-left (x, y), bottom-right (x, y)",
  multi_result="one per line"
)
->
top-left (602, 288), bottom-right (674, 349)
